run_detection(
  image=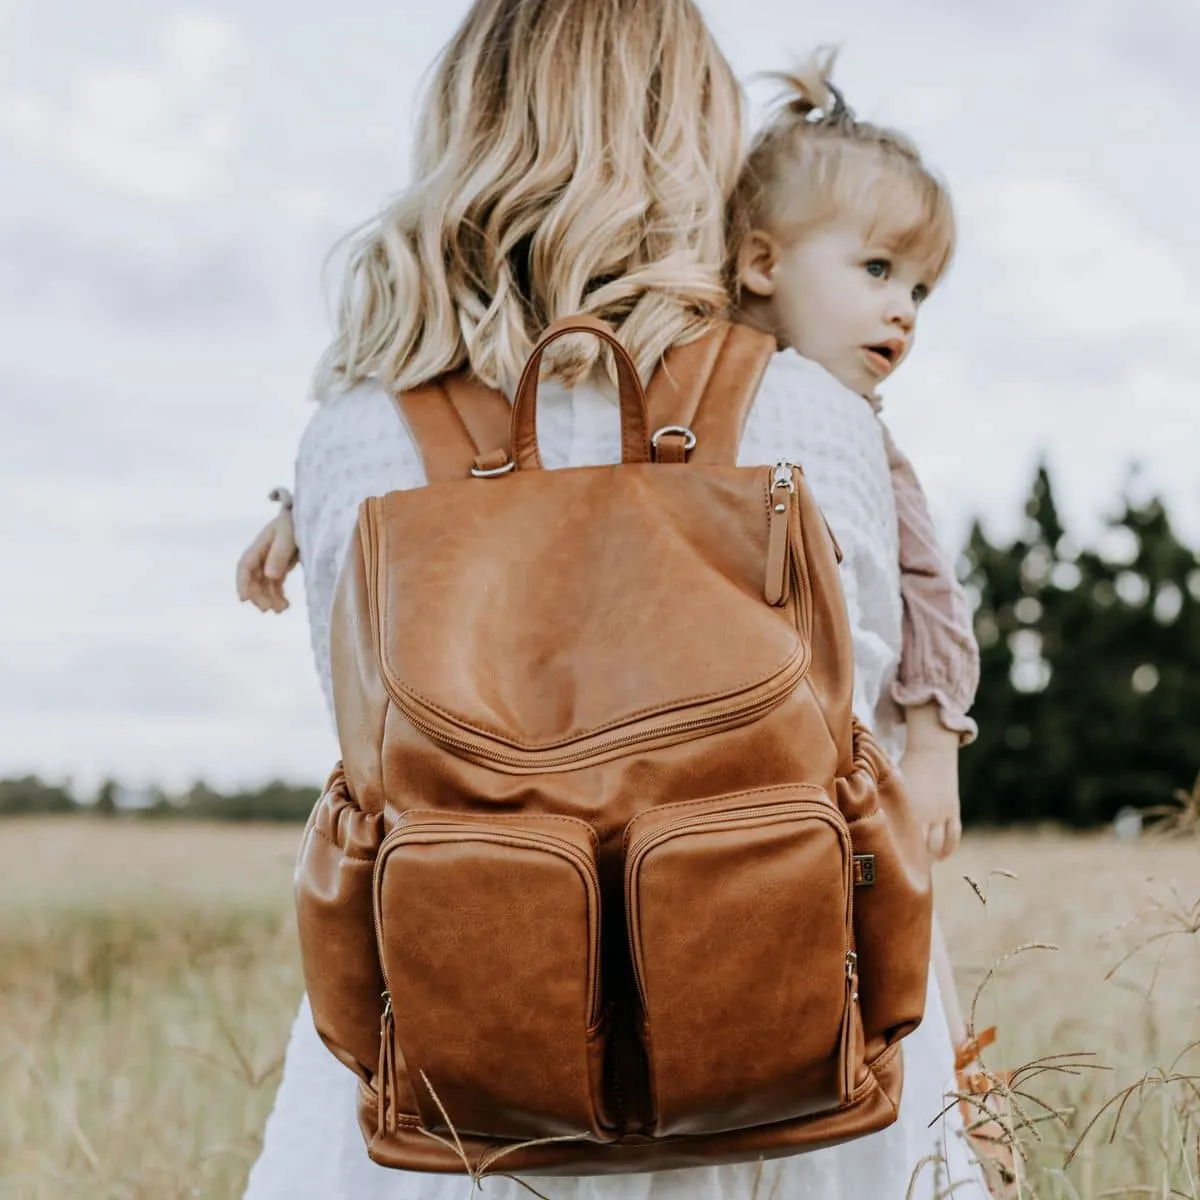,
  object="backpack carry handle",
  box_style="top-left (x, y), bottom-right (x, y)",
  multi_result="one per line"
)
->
top-left (510, 314), bottom-right (651, 471)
